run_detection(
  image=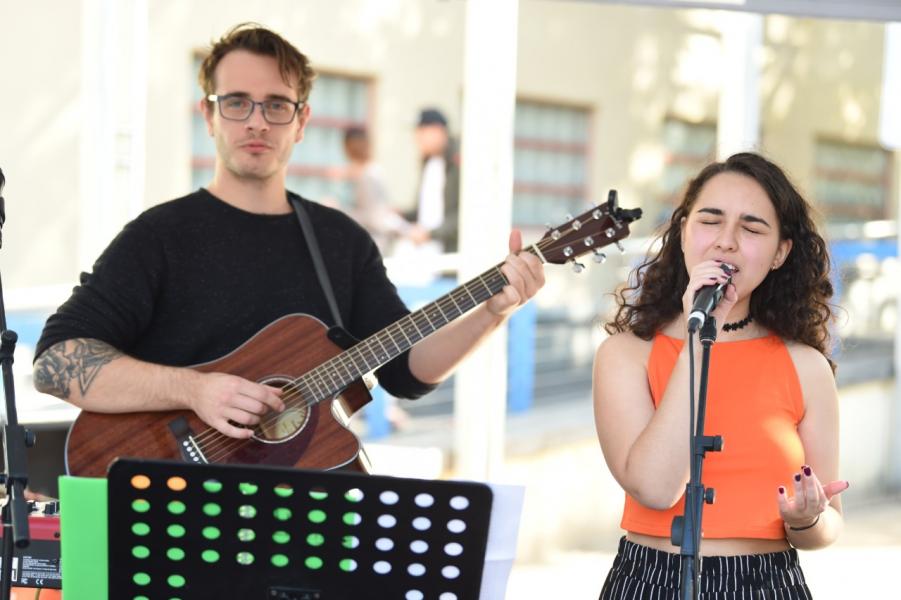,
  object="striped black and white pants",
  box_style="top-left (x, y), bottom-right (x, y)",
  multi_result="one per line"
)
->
top-left (600, 537), bottom-right (813, 599)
